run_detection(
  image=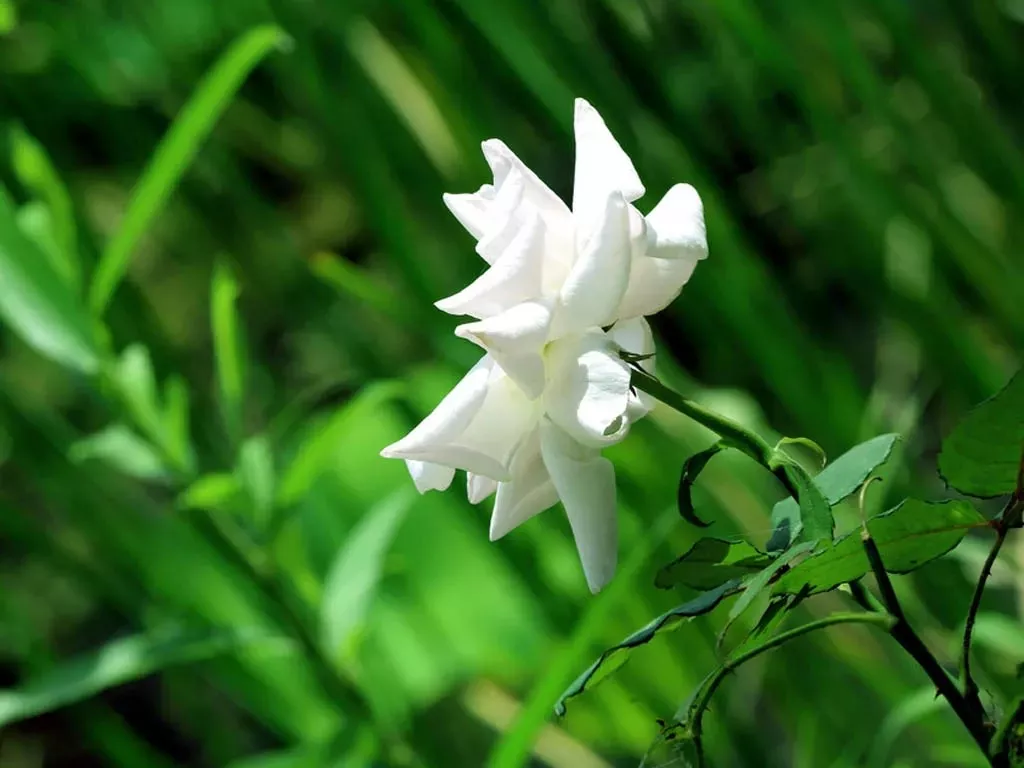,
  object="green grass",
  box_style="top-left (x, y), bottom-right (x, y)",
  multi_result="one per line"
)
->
top-left (0, 0), bottom-right (1021, 766)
